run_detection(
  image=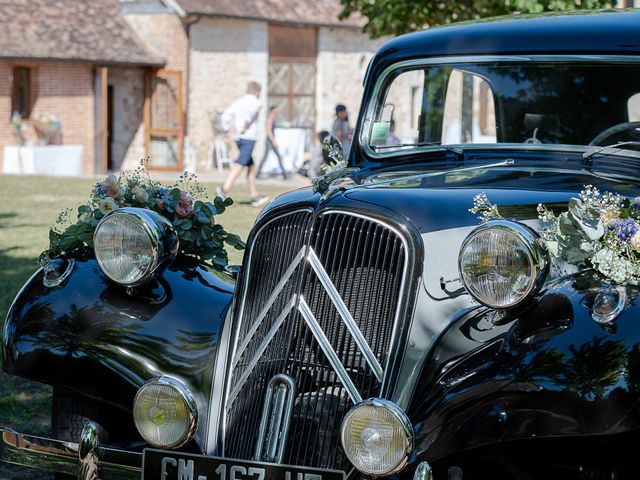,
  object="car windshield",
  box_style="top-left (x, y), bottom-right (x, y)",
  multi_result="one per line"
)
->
top-left (363, 57), bottom-right (640, 158)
